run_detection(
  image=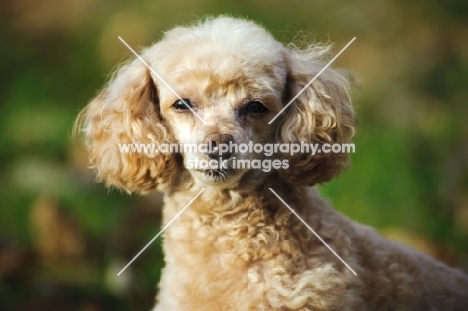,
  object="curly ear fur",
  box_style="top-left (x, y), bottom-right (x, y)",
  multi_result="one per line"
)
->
top-left (75, 58), bottom-right (179, 193)
top-left (277, 45), bottom-right (355, 186)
